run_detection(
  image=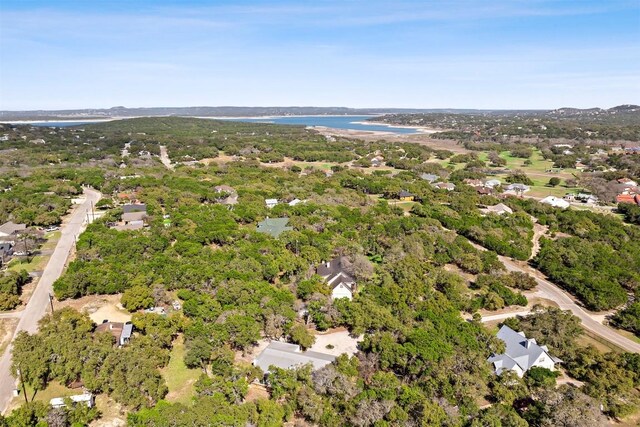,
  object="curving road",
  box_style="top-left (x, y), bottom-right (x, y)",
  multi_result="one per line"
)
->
top-left (0, 188), bottom-right (101, 415)
top-left (497, 255), bottom-right (640, 353)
